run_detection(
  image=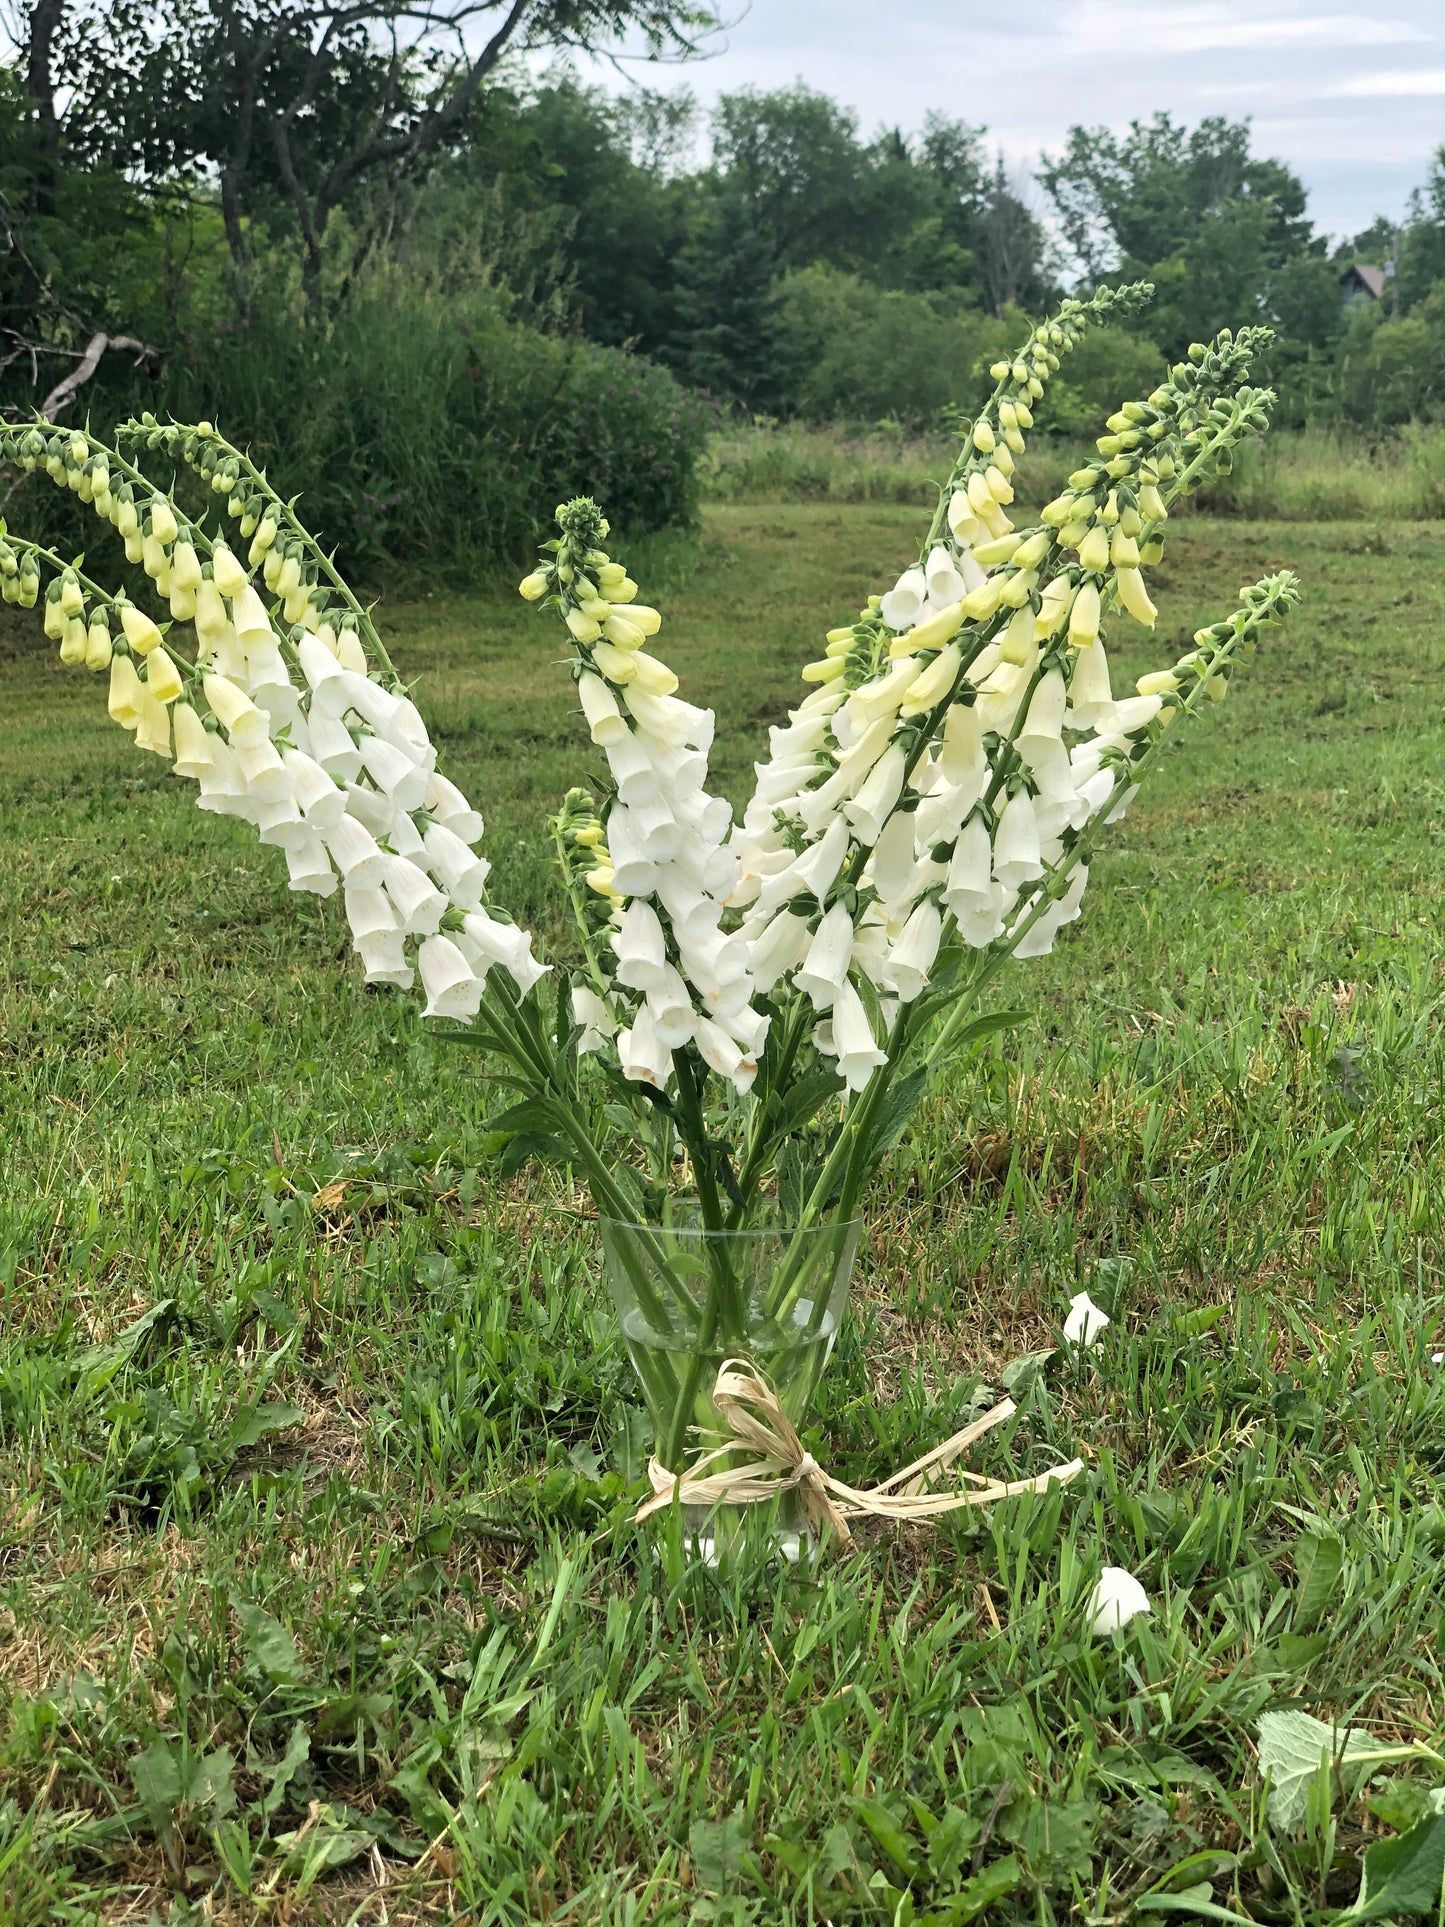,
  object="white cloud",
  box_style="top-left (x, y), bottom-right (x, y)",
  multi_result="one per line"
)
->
top-left (1055, 3), bottom-right (1431, 55)
top-left (1326, 68), bottom-right (1445, 95)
